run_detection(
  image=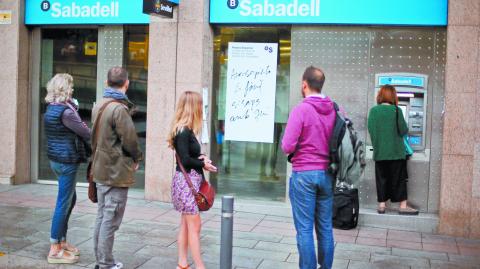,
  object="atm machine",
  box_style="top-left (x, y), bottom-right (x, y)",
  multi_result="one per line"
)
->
top-left (362, 73), bottom-right (434, 215)
top-left (373, 73), bottom-right (428, 154)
